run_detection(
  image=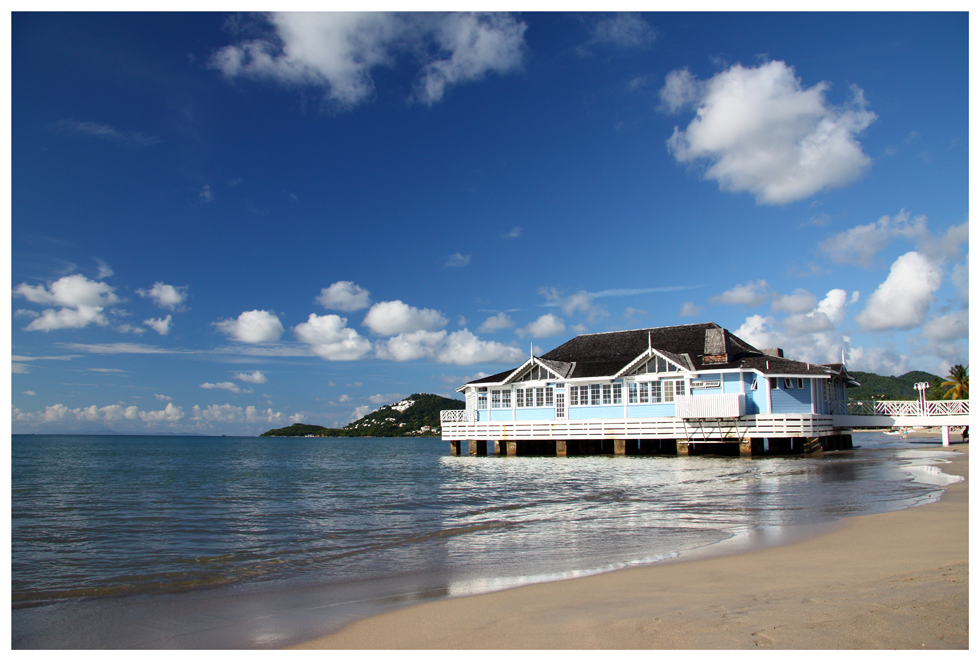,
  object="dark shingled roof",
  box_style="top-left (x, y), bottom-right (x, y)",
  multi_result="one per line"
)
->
top-left (461, 322), bottom-right (851, 387)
